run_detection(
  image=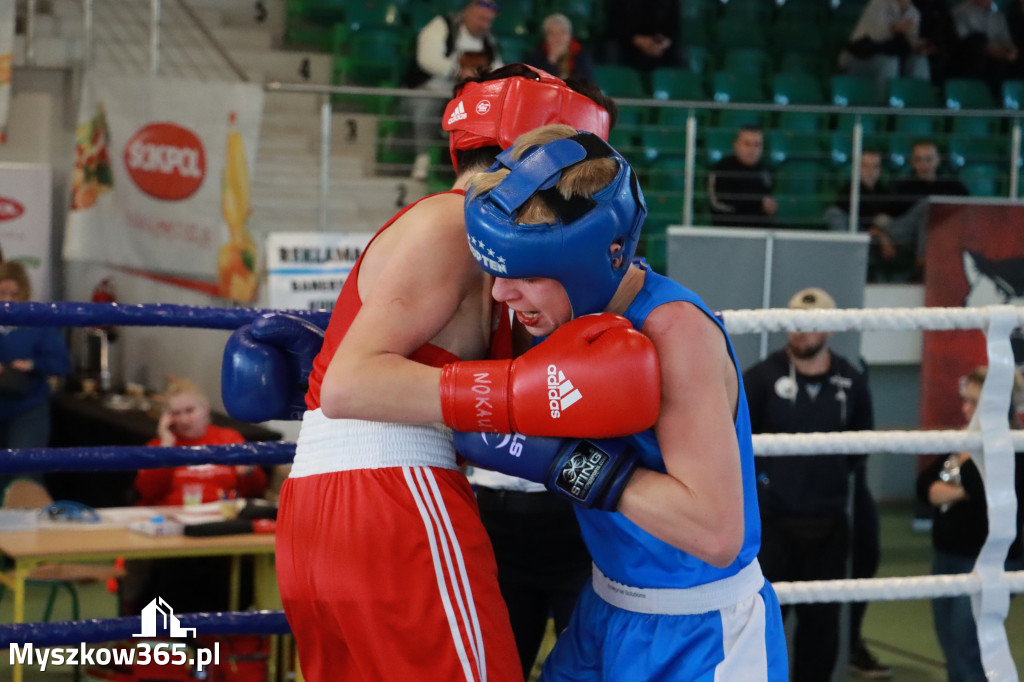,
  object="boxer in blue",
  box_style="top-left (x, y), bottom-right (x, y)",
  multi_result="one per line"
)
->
top-left (453, 125), bottom-right (789, 681)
